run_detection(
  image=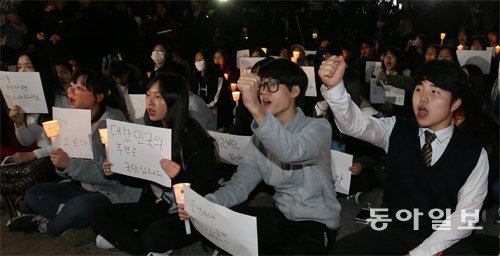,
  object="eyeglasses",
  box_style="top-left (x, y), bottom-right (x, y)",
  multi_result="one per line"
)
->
top-left (258, 78), bottom-right (280, 94)
top-left (67, 85), bottom-right (90, 95)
